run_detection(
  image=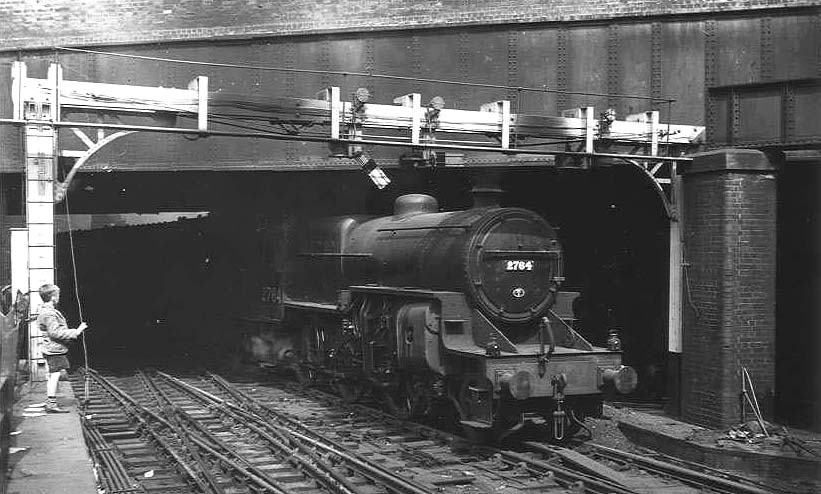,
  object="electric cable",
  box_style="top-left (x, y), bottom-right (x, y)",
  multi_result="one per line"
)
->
top-left (63, 187), bottom-right (91, 408)
top-left (54, 46), bottom-right (677, 103)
